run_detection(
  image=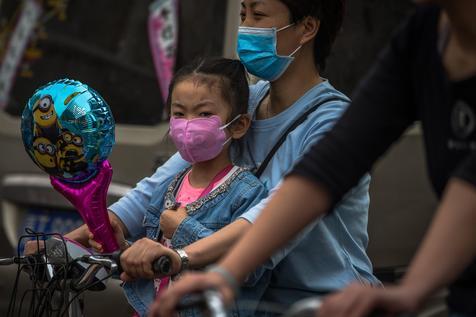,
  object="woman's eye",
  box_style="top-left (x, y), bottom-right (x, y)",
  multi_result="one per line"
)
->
top-left (239, 11), bottom-right (246, 21)
top-left (253, 11), bottom-right (266, 18)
